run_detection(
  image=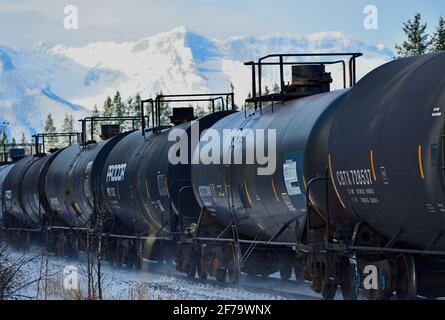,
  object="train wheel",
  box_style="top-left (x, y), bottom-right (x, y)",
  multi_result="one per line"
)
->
top-left (186, 262), bottom-right (197, 278)
top-left (228, 264), bottom-right (240, 284)
top-left (280, 265), bottom-right (292, 281)
top-left (340, 258), bottom-right (359, 300)
top-left (185, 248), bottom-right (197, 279)
top-left (114, 242), bottom-right (123, 267)
top-left (125, 241), bottom-right (134, 268)
top-left (294, 262), bottom-right (304, 285)
top-left (197, 256), bottom-right (208, 280)
top-left (216, 269), bottom-right (227, 284)
top-left (134, 241), bottom-right (144, 270)
top-left (320, 263), bottom-right (337, 300)
top-left (396, 254), bottom-right (417, 300)
top-left (227, 244), bottom-right (241, 284)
